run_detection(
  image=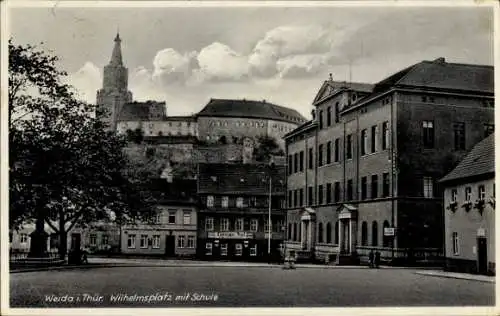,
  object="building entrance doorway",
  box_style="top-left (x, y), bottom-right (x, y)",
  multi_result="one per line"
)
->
top-left (165, 235), bottom-right (175, 257)
top-left (70, 233), bottom-right (81, 251)
top-left (477, 237), bottom-right (488, 274)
